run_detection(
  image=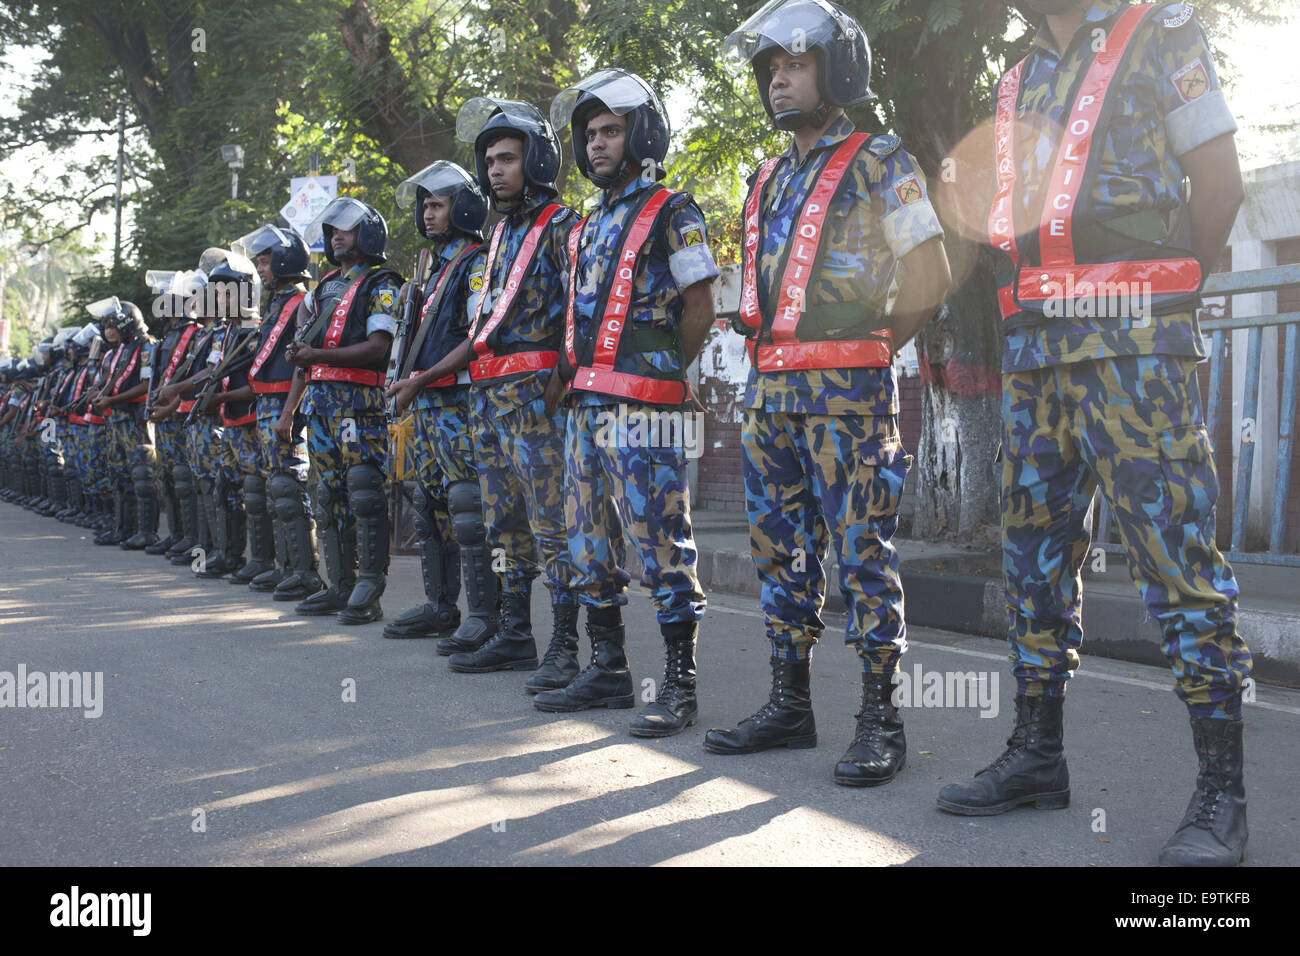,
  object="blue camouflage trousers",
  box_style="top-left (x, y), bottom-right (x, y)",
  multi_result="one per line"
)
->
top-left (565, 402), bottom-right (706, 624)
top-left (84, 423), bottom-right (110, 498)
top-left (470, 390), bottom-right (575, 603)
top-left (742, 408), bottom-right (912, 675)
top-left (412, 390), bottom-right (476, 551)
top-left (305, 403), bottom-right (388, 572)
top-left (256, 398), bottom-right (309, 484)
top-left (1001, 354), bottom-right (1252, 719)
